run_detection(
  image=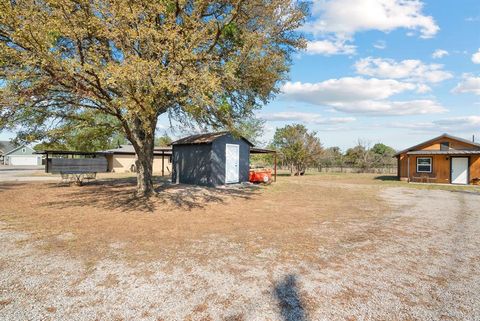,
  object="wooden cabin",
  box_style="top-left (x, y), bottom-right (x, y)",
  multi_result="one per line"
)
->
top-left (396, 133), bottom-right (480, 185)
